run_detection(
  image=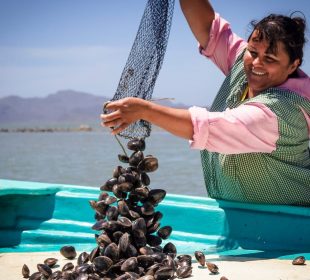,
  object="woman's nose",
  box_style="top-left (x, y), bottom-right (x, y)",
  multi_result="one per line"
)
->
top-left (252, 57), bottom-right (263, 67)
